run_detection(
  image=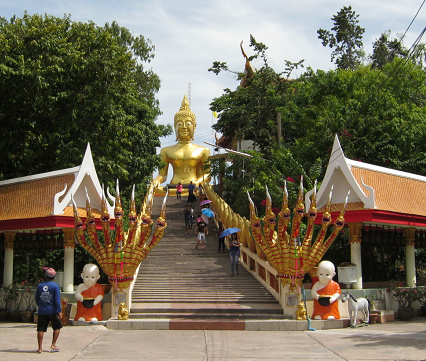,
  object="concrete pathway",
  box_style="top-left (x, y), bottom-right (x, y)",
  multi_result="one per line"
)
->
top-left (1, 318), bottom-right (425, 360)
